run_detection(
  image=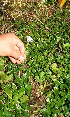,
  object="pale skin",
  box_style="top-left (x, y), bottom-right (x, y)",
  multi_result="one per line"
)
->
top-left (0, 33), bottom-right (26, 64)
